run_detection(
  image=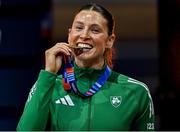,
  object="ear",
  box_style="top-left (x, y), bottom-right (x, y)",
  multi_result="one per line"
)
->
top-left (106, 33), bottom-right (116, 48)
top-left (68, 28), bottom-right (72, 34)
top-left (68, 28), bottom-right (72, 43)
